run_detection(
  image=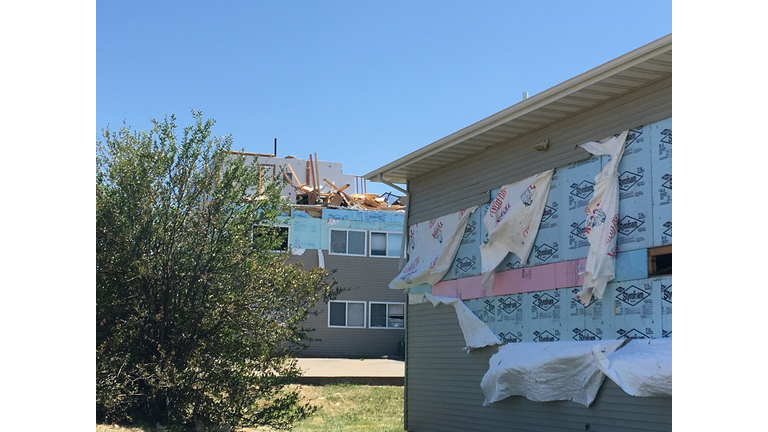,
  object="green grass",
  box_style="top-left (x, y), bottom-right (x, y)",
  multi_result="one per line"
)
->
top-left (97, 384), bottom-right (404, 432)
